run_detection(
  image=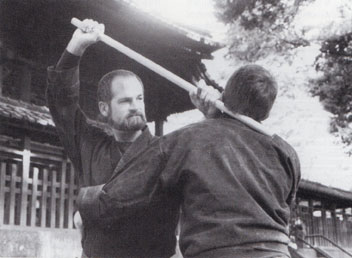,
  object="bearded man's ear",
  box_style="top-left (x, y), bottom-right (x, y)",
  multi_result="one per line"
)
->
top-left (98, 101), bottom-right (109, 117)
